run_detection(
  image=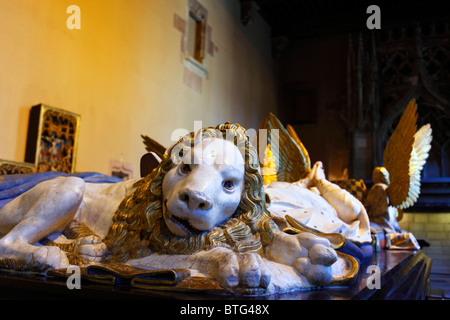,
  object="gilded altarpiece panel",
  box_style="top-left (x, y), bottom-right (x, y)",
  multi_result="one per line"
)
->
top-left (25, 104), bottom-right (80, 173)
